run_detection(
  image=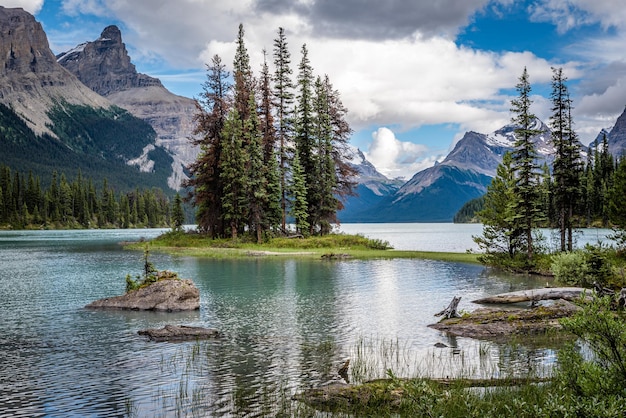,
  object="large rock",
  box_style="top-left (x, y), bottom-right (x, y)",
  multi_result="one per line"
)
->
top-left (86, 279), bottom-right (200, 311)
top-left (138, 325), bottom-right (219, 342)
